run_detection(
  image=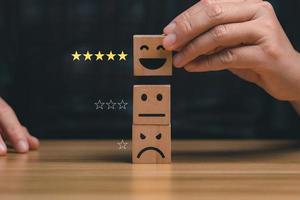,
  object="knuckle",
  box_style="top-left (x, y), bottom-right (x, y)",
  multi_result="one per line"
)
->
top-left (6, 126), bottom-right (22, 139)
top-left (210, 25), bottom-right (227, 43)
top-left (201, 0), bottom-right (213, 6)
top-left (260, 1), bottom-right (274, 11)
top-left (204, 2), bottom-right (223, 21)
top-left (219, 50), bottom-right (235, 64)
top-left (180, 11), bottom-right (191, 21)
top-left (262, 19), bottom-right (276, 31)
top-left (256, 1), bottom-right (275, 16)
top-left (262, 44), bottom-right (280, 60)
top-left (248, 0), bottom-right (263, 2)
top-left (180, 19), bottom-right (193, 34)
